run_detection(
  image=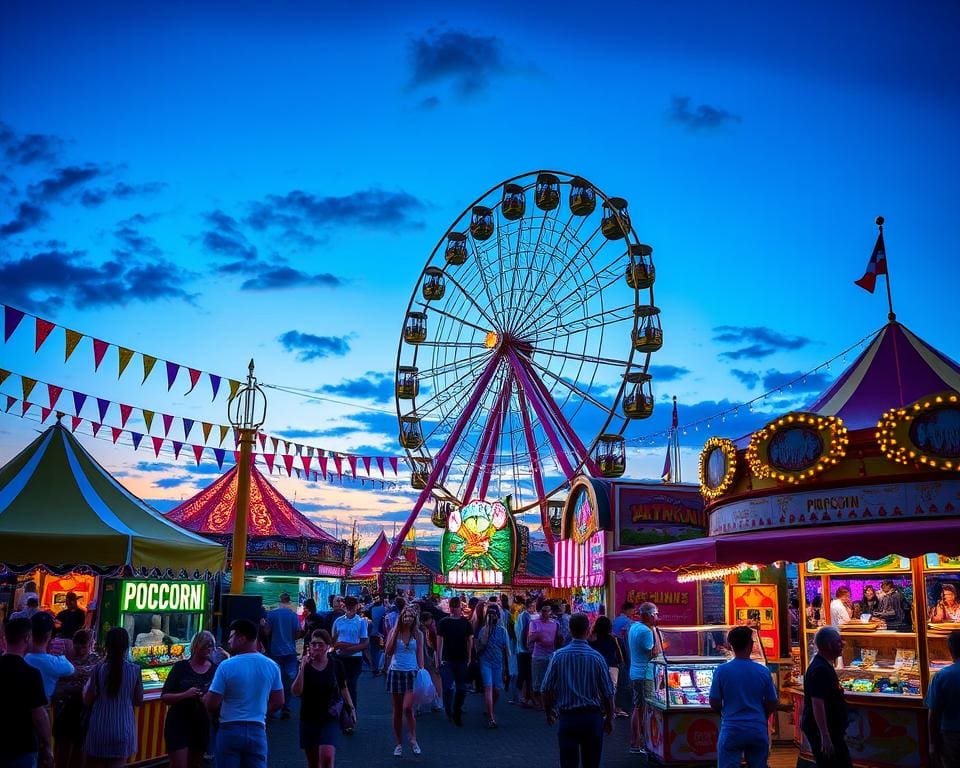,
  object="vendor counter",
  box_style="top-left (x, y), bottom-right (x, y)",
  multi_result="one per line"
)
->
top-left (132, 692), bottom-right (168, 765)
